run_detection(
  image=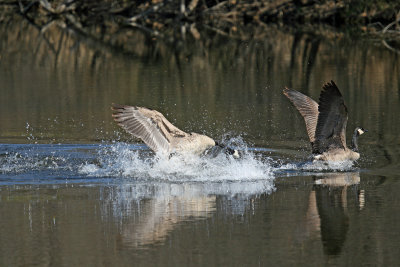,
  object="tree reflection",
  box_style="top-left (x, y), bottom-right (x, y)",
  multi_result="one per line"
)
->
top-left (0, 15), bottom-right (399, 168)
